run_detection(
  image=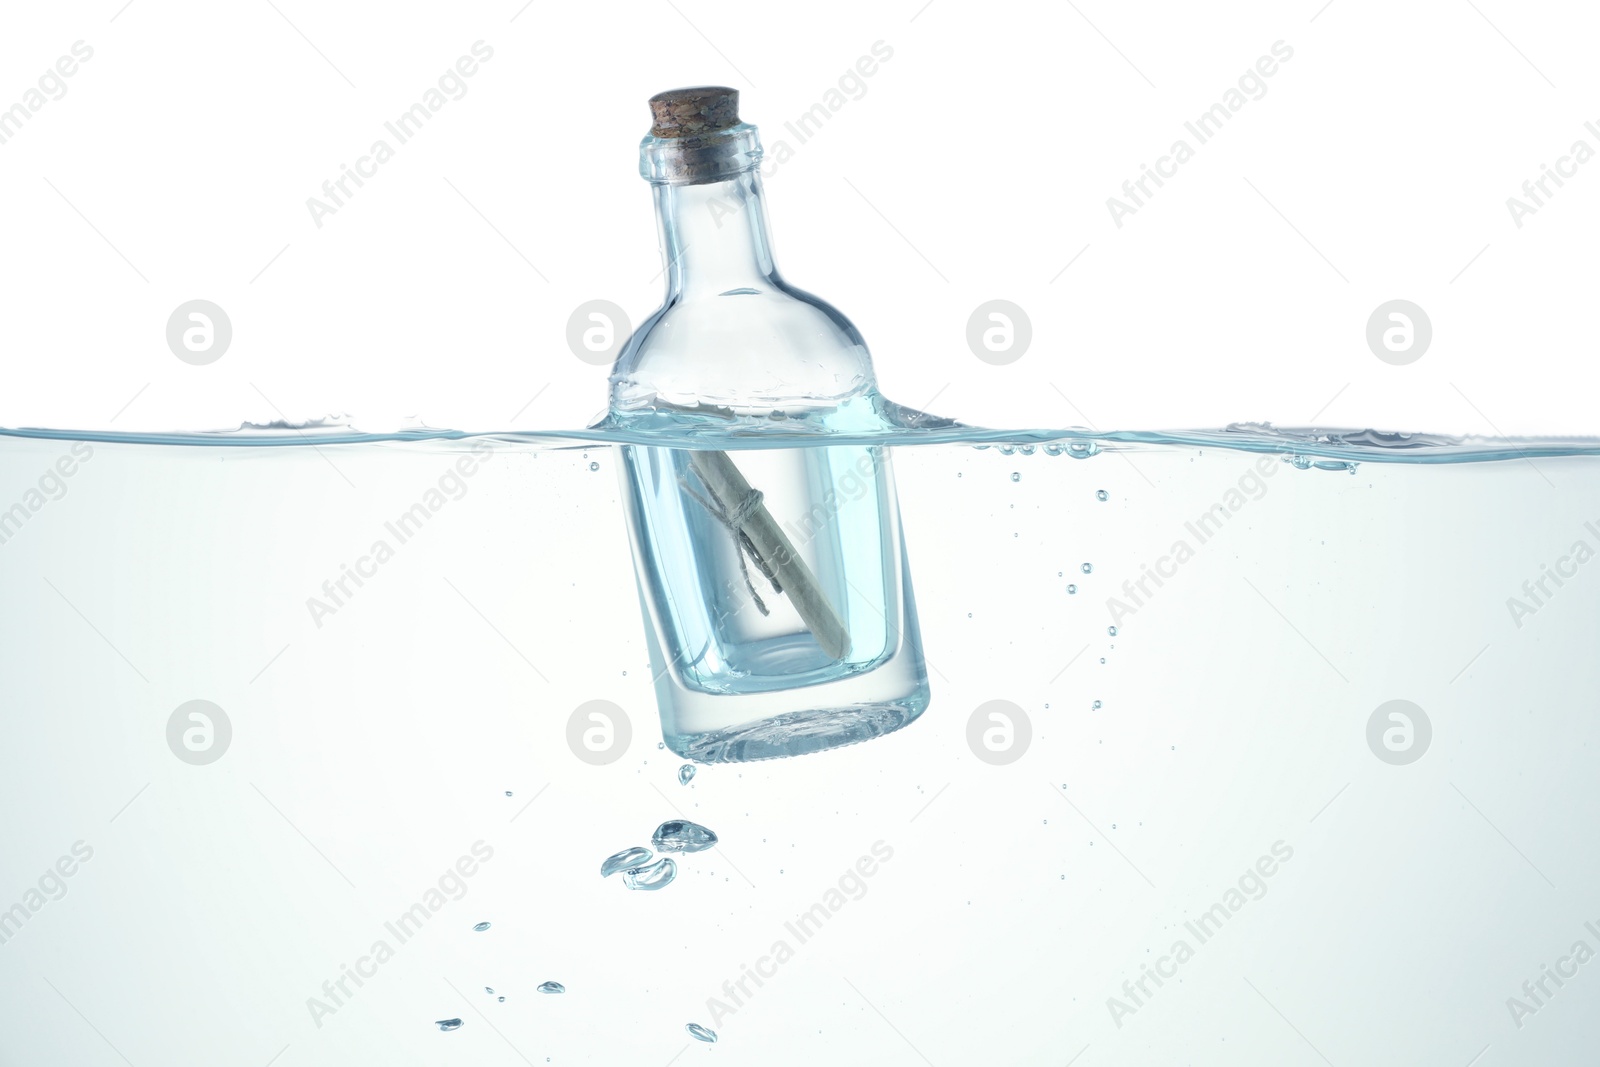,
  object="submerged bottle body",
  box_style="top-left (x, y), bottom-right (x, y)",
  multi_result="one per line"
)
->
top-left (621, 441), bottom-right (927, 761)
